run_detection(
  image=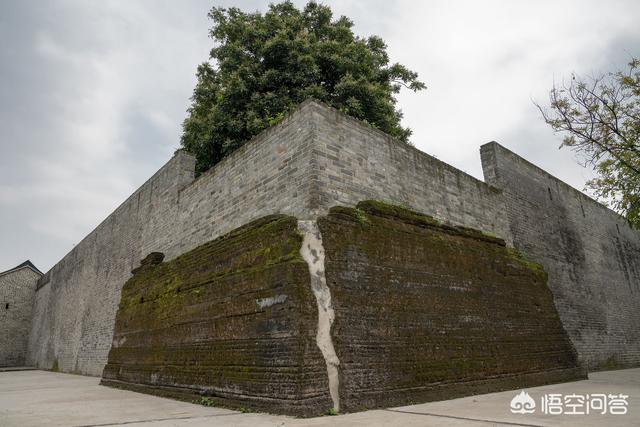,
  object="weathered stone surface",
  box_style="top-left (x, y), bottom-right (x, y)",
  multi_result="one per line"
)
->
top-left (318, 201), bottom-right (585, 412)
top-left (101, 203), bottom-right (584, 416)
top-left (100, 215), bottom-right (332, 416)
top-left (0, 263), bottom-right (42, 367)
top-left (481, 142), bottom-right (640, 370)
